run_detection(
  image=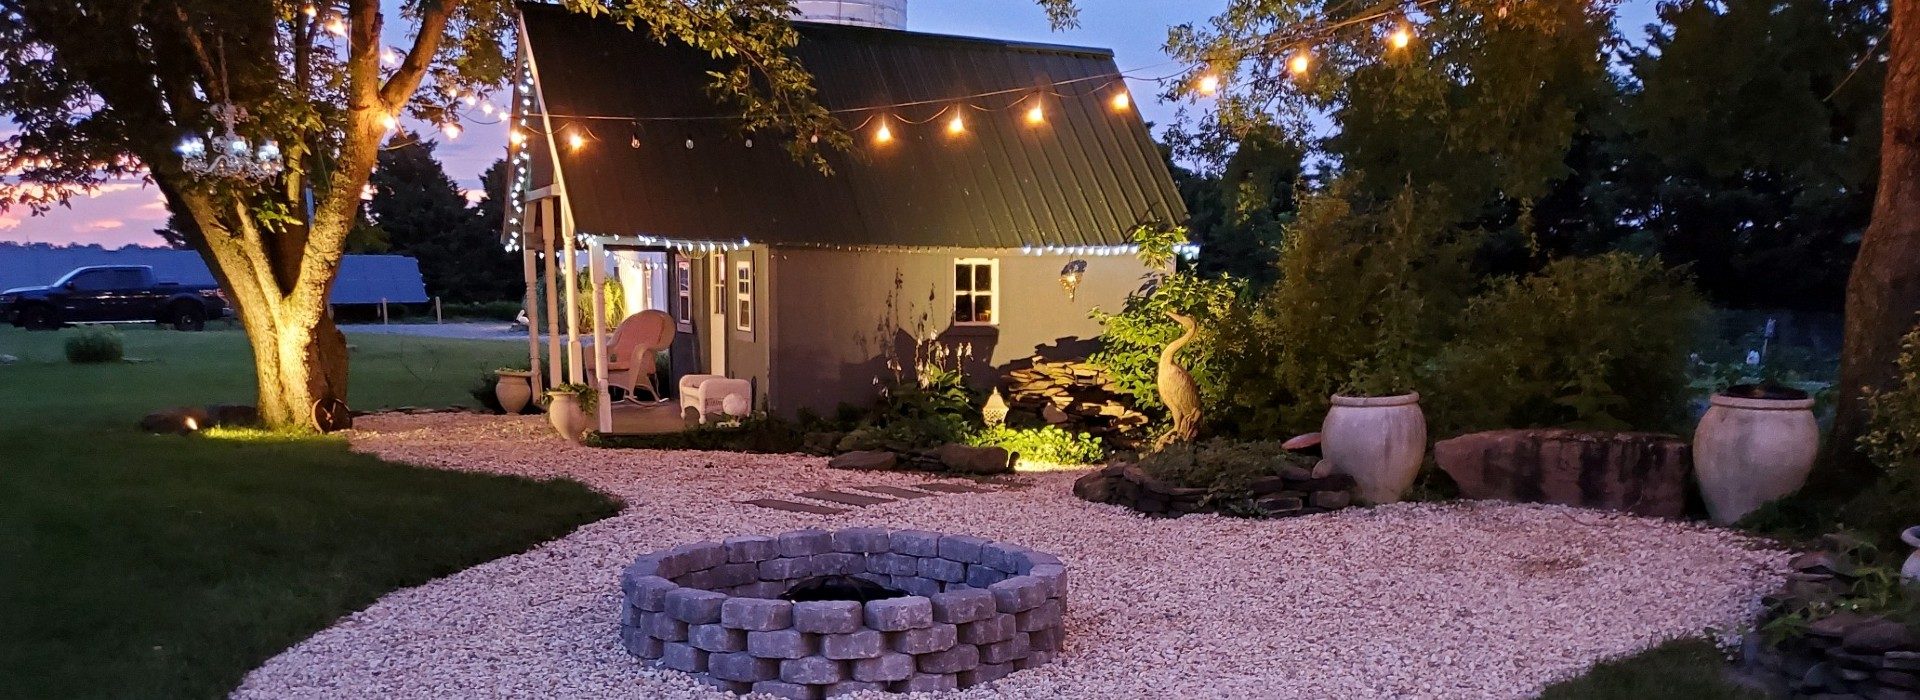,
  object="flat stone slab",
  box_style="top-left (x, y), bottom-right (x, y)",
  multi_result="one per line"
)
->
top-left (742, 499), bottom-right (849, 515)
top-left (796, 490), bottom-right (895, 507)
top-left (853, 485), bottom-right (939, 499)
top-left (916, 482), bottom-right (997, 494)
